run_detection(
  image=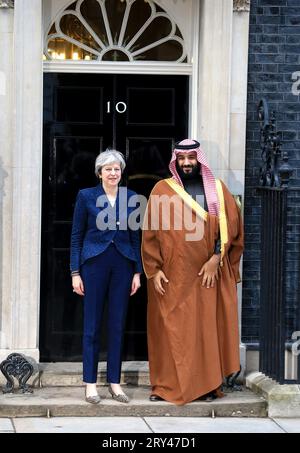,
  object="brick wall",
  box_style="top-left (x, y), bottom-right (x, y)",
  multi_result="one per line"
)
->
top-left (243, 0), bottom-right (300, 346)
